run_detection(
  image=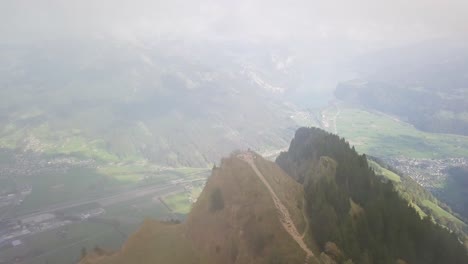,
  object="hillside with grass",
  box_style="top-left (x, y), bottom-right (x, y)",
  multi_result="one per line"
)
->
top-left (368, 158), bottom-right (467, 245)
top-left (80, 153), bottom-right (319, 264)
